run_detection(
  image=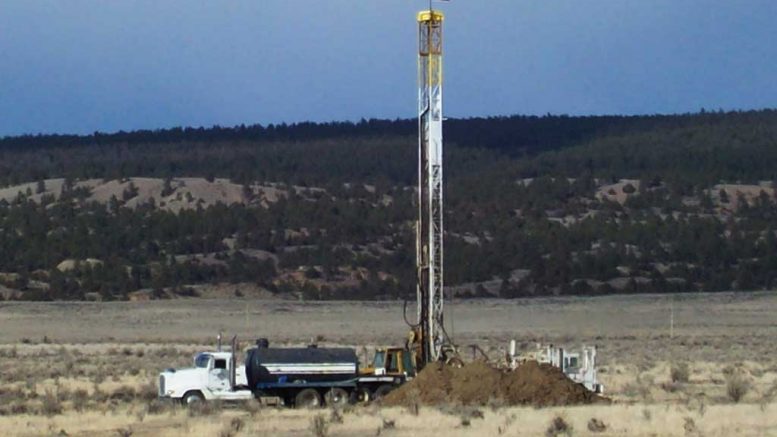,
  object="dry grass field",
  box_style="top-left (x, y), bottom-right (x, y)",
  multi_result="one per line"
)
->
top-left (0, 292), bottom-right (776, 436)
